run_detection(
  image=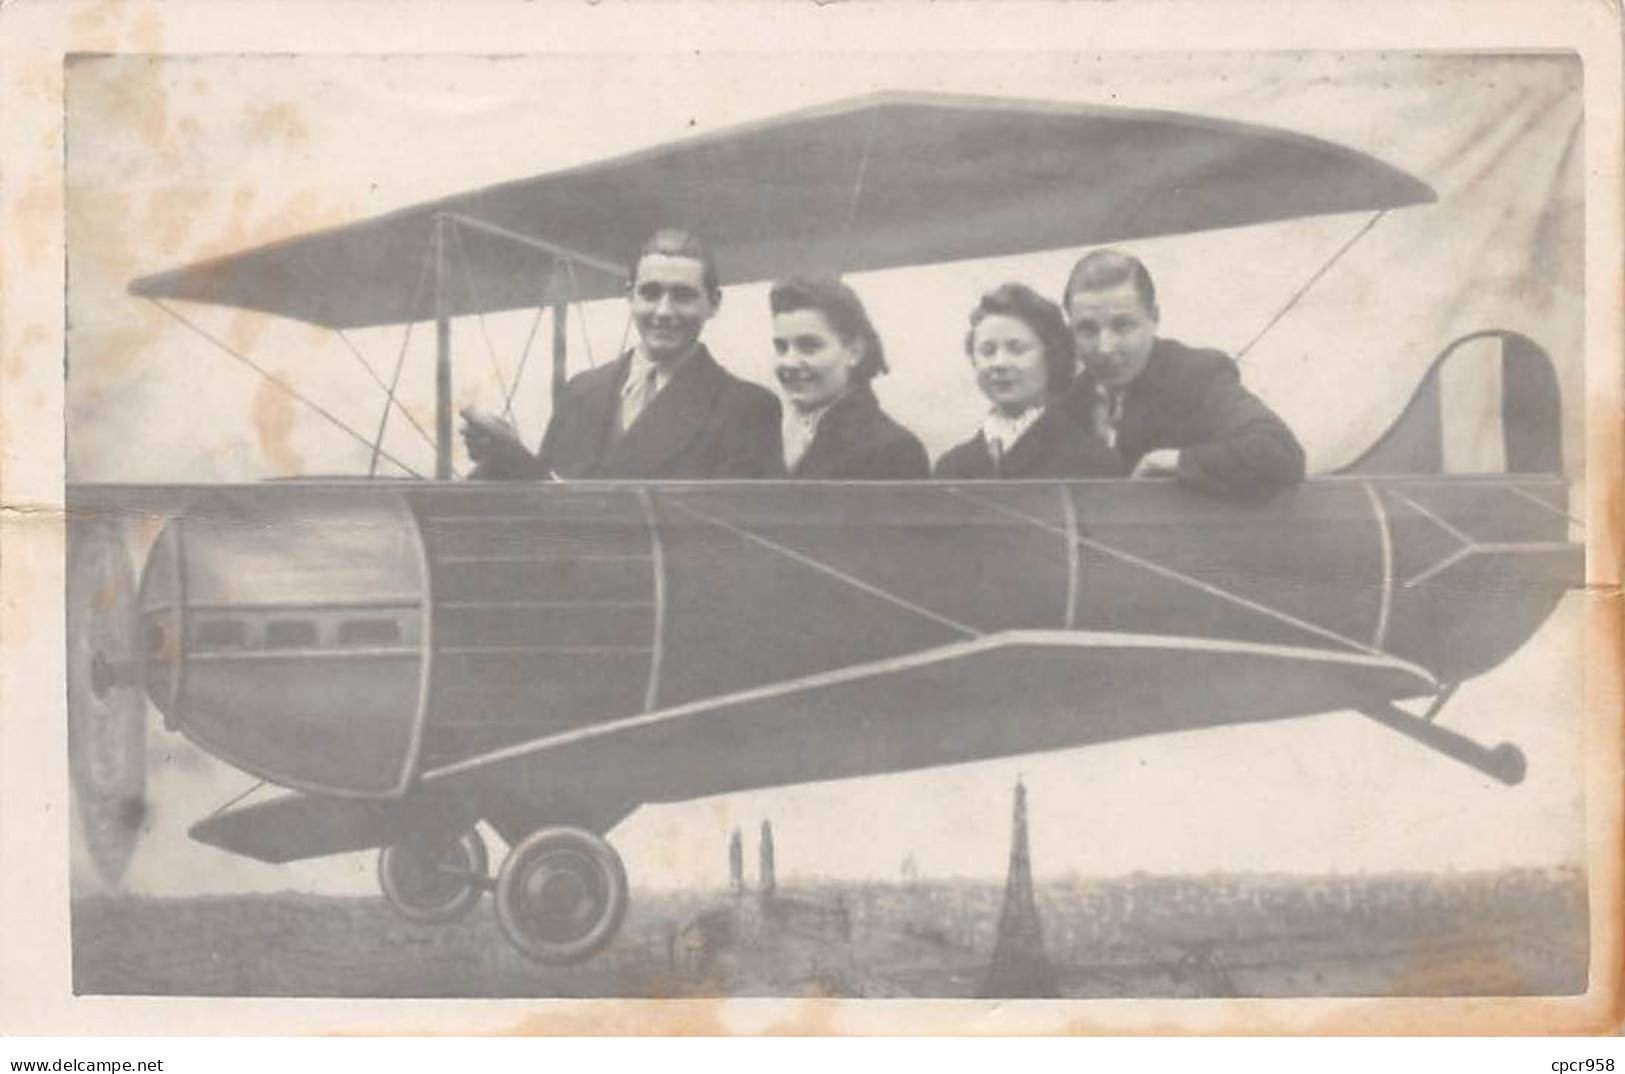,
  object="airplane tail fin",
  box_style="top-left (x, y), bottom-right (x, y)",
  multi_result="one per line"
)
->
top-left (1339, 330), bottom-right (1564, 476)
